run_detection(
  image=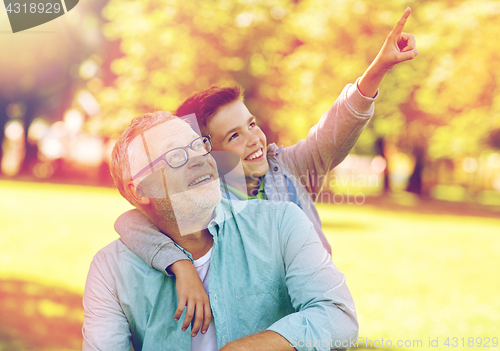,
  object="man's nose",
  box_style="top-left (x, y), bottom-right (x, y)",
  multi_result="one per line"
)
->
top-left (186, 149), bottom-right (208, 168)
